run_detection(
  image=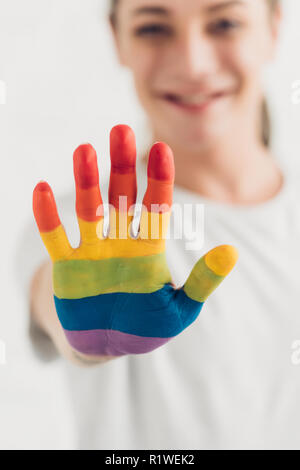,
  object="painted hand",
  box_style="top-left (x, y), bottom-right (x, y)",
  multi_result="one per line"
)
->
top-left (33, 125), bottom-right (238, 357)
